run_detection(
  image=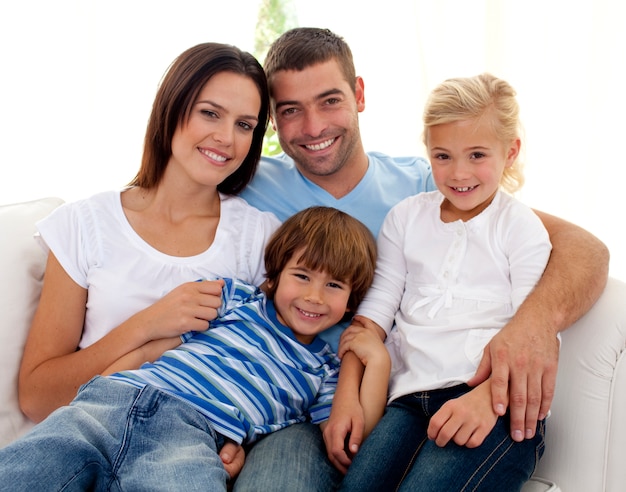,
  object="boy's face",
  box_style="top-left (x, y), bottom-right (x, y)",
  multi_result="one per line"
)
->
top-left (270, 251), bottom-right (351, 344)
